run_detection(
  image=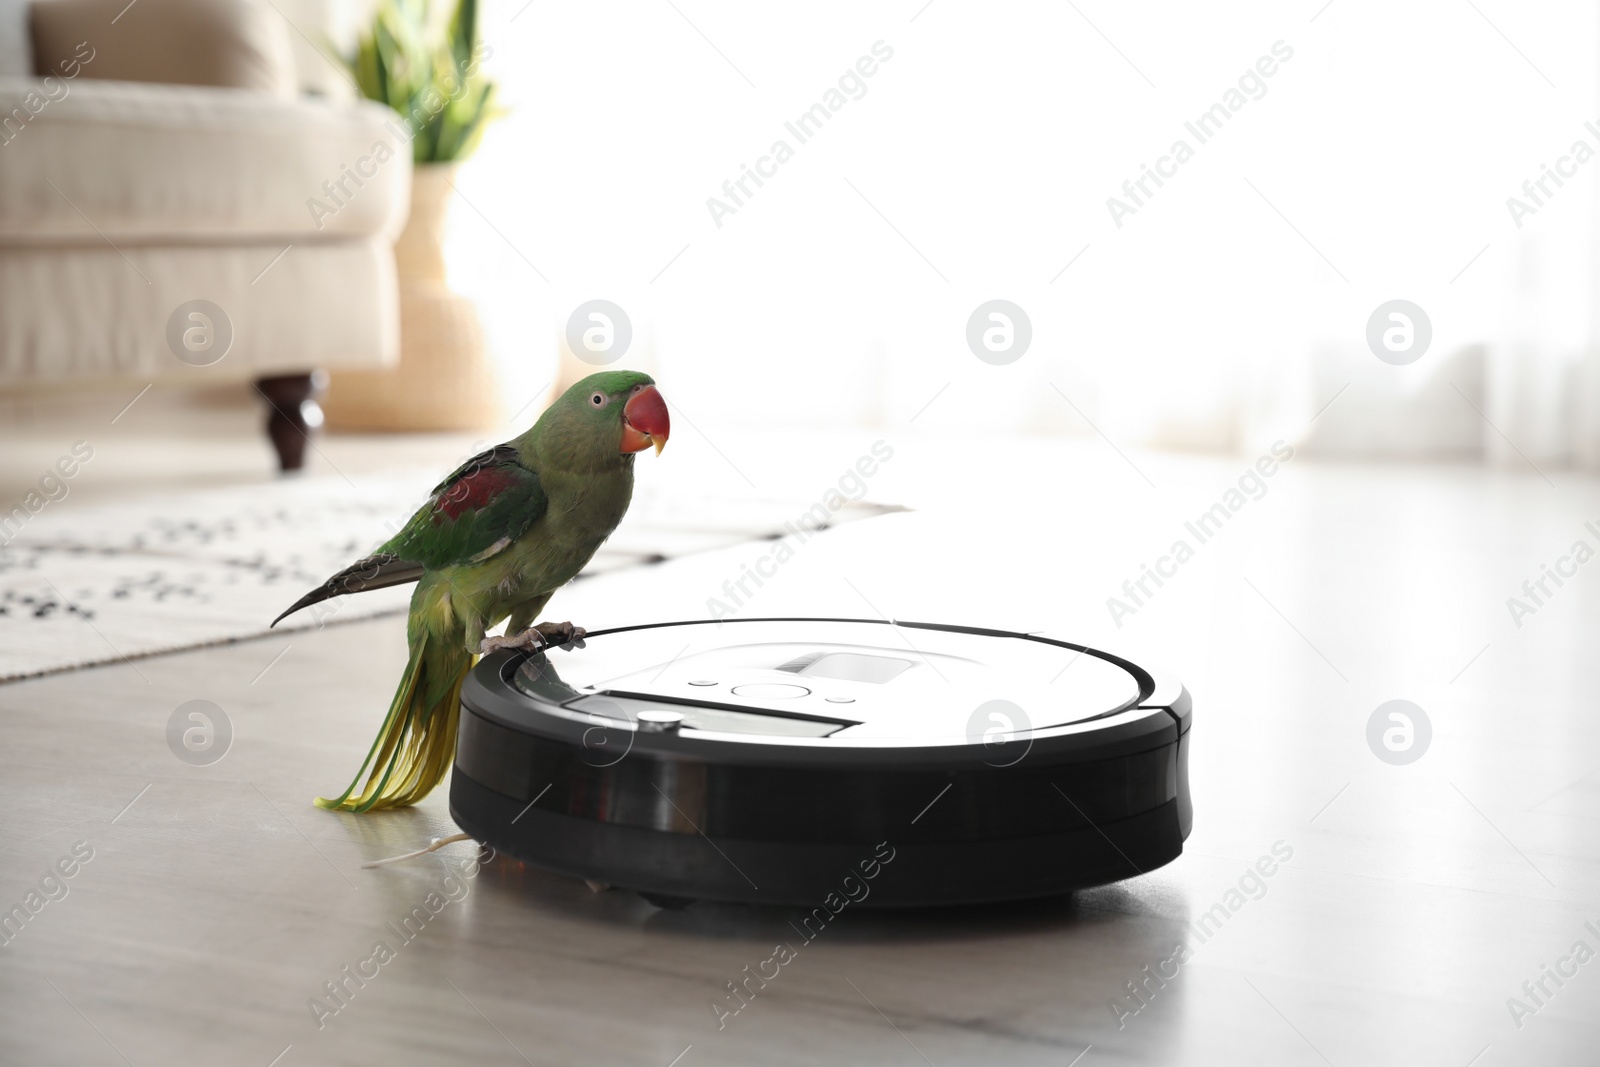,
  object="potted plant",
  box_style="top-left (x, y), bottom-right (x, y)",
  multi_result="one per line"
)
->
top-left (324, 0), bottom-right (504, 431)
